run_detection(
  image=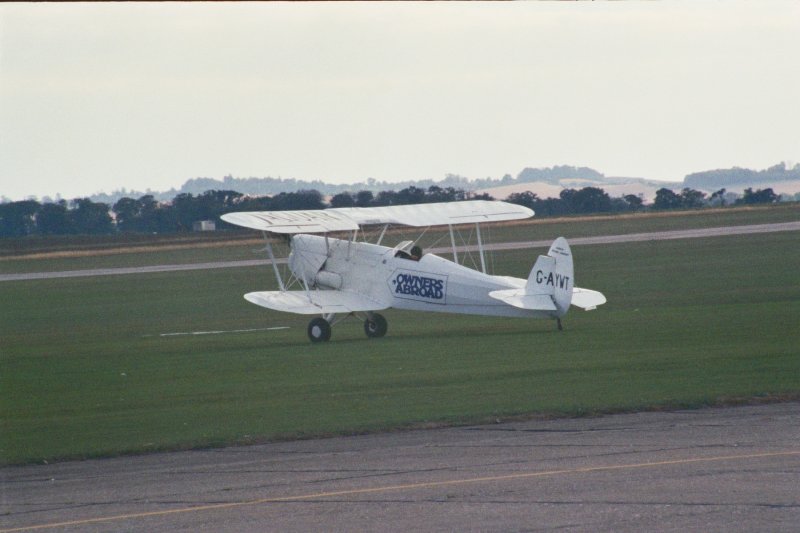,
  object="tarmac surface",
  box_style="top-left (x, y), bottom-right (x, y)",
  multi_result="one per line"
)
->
top-left (2, 402), bottom-right (799, 532)
top-left (3, 221), bottom-right (800, 282)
